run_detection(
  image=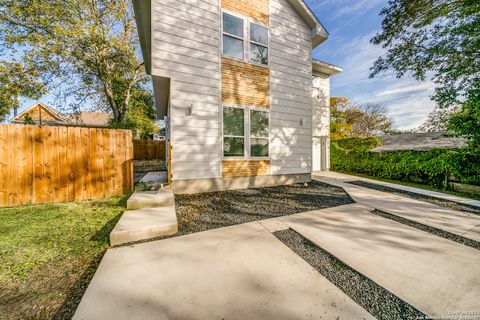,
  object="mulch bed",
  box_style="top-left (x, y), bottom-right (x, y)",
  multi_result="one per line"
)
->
top-left (174, 181), bottom-right (354, 236)
top-left (274, 228), bottom-right (425, 320)
top-left (346, 180), bottom-right (480, 215)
